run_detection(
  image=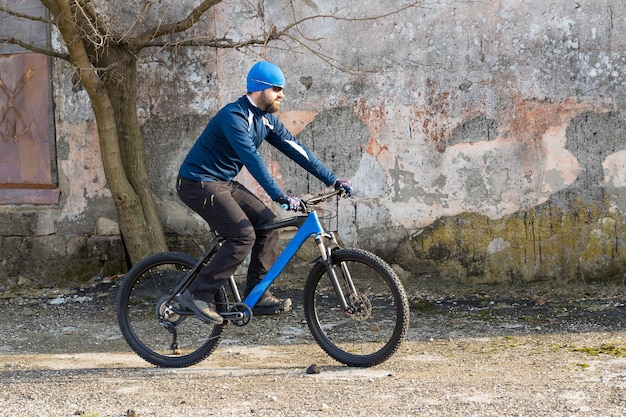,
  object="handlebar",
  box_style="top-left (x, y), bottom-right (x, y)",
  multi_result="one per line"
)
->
top-left (278, 189), bottom-right (348, 213)
top-left (298, 189), bottom-right (345, 212)
top-left (258, 189), bottom-right (347, 233)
